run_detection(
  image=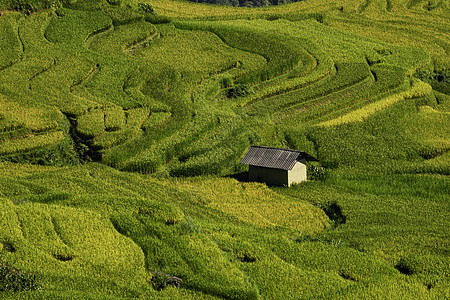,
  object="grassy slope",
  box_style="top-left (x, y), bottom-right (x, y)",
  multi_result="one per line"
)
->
top-left (0, 0), bottom-right (449, 299)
